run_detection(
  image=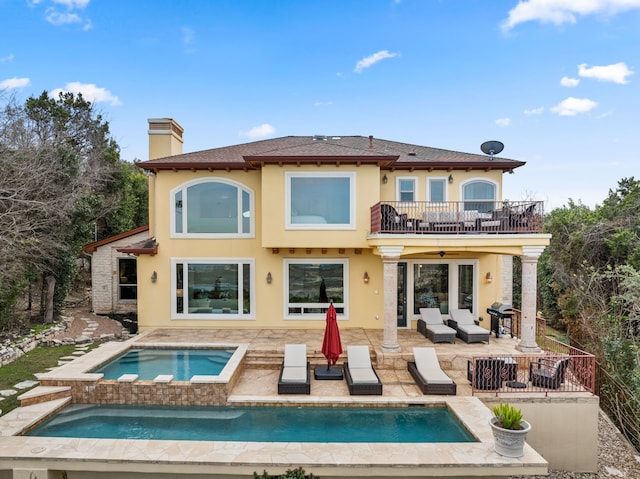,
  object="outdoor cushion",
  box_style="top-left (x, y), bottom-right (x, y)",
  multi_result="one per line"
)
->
top-left (348, 367), bottom-right (380, 384)
top-left (419, 308), bottom-right (445, 325)
top-left (414, 347), bottom-right (453, 385)
top-left (347, 345), bottom-right (373, 369)
top-left (450, 309), bottom-right (476, 325)
top-left (283, 344), bottom-right (307, 368)
top-left (280, 366), bottom-right (308, 383)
